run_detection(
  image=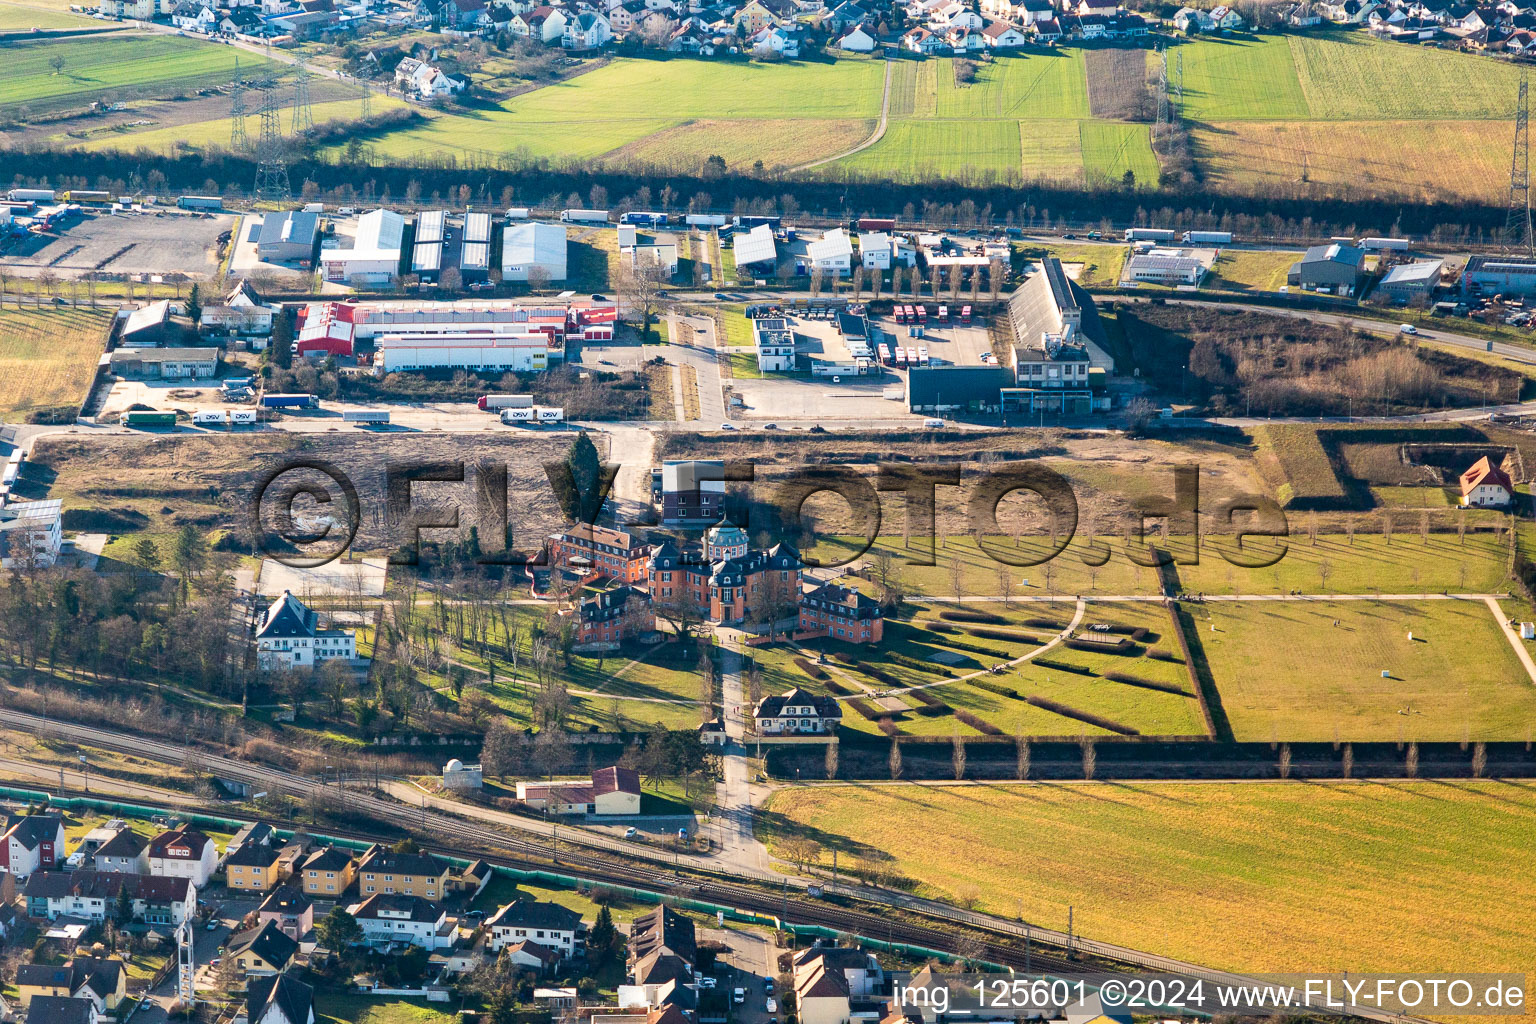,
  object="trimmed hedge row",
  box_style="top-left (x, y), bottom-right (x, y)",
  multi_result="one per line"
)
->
top-left (1025, 695), bottom-right (1141, 736)
top-left (907, 689), bottom-right (952, 717)
top-left (914, 620), bottom-right (961, 634)
top-left (877, 718), bottom-right (901, 736)
top-left (966, 627), bottom-right (1040, 644)
top-left (794, 657), bottom-right (827, 681)
top-left (1033, 657), bottom-right (1095, 676)
top-left (846, 698), bottom-right (884, 721)
top-left (970, 677), bottom-right (1021, 699)
top-left (824, 678), bottom-right (856, 696)
top-left (1145, 646), bottom-right (1183, 663)
top-left (1024, 617), bottom-right (1064, 629)
top-left (954, 709), bottom-right (1004, 735)
top-left (938, 609), bottom-right (1008, 624)
top-left (1063, 637), bottom-right (1139, 656)
top-left (1103, 671), bottom-right (1192, 697)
